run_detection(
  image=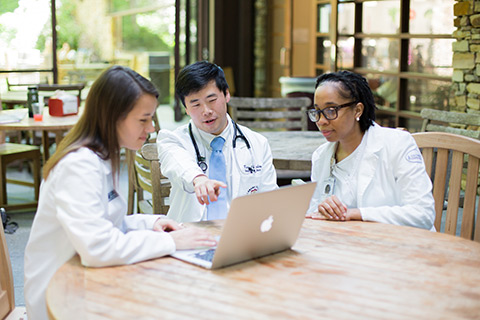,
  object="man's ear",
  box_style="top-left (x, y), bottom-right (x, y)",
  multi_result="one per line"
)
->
top-left (225, 88), bottom-right (231, 103)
